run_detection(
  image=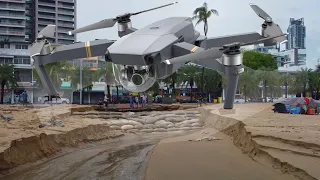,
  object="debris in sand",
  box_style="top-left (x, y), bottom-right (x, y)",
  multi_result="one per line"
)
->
top-left (47, 117), bottom-right (65, 127)
top-left (188, 136), bottom-right (222, 142)
top-left (0, 113), bottom-right (13, 121)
